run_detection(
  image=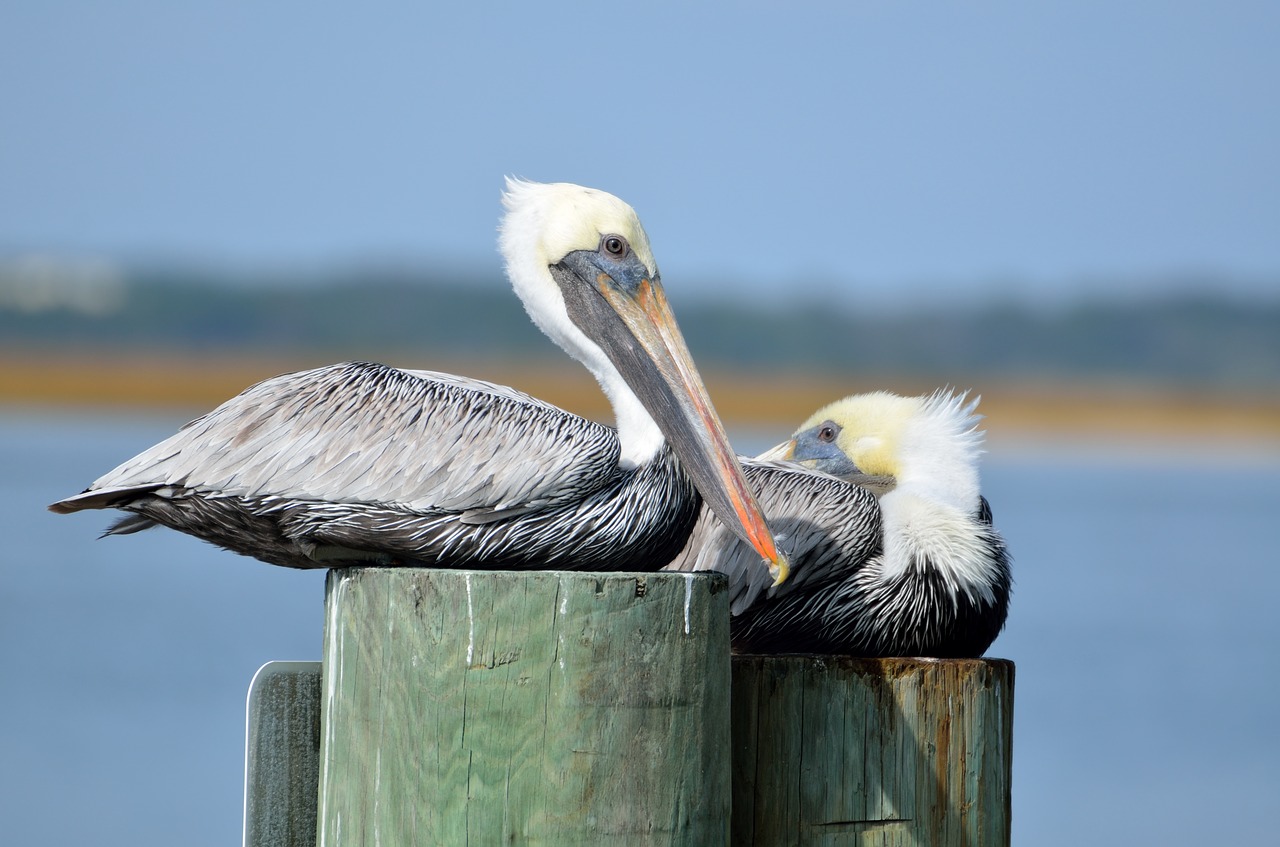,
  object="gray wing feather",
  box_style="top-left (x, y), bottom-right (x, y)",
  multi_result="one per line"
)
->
top-left (664, 459), bottom-right (882, 617)
top-left (58, 362), bottom-right (618, 515)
